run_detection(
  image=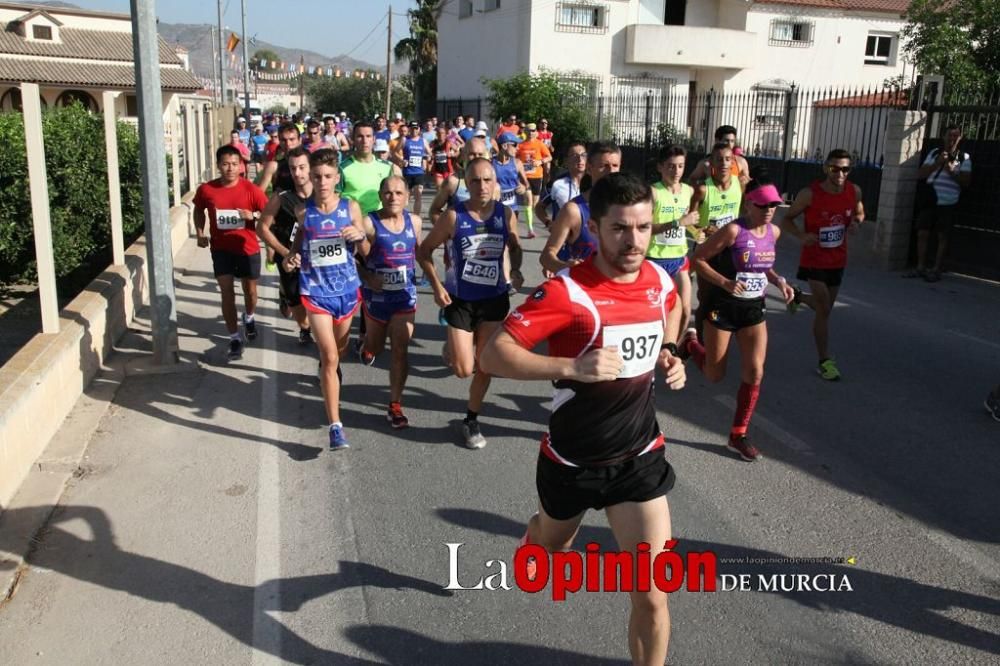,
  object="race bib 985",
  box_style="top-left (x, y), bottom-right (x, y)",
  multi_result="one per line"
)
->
top-left (310, 236), bottom-right (347, 267)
